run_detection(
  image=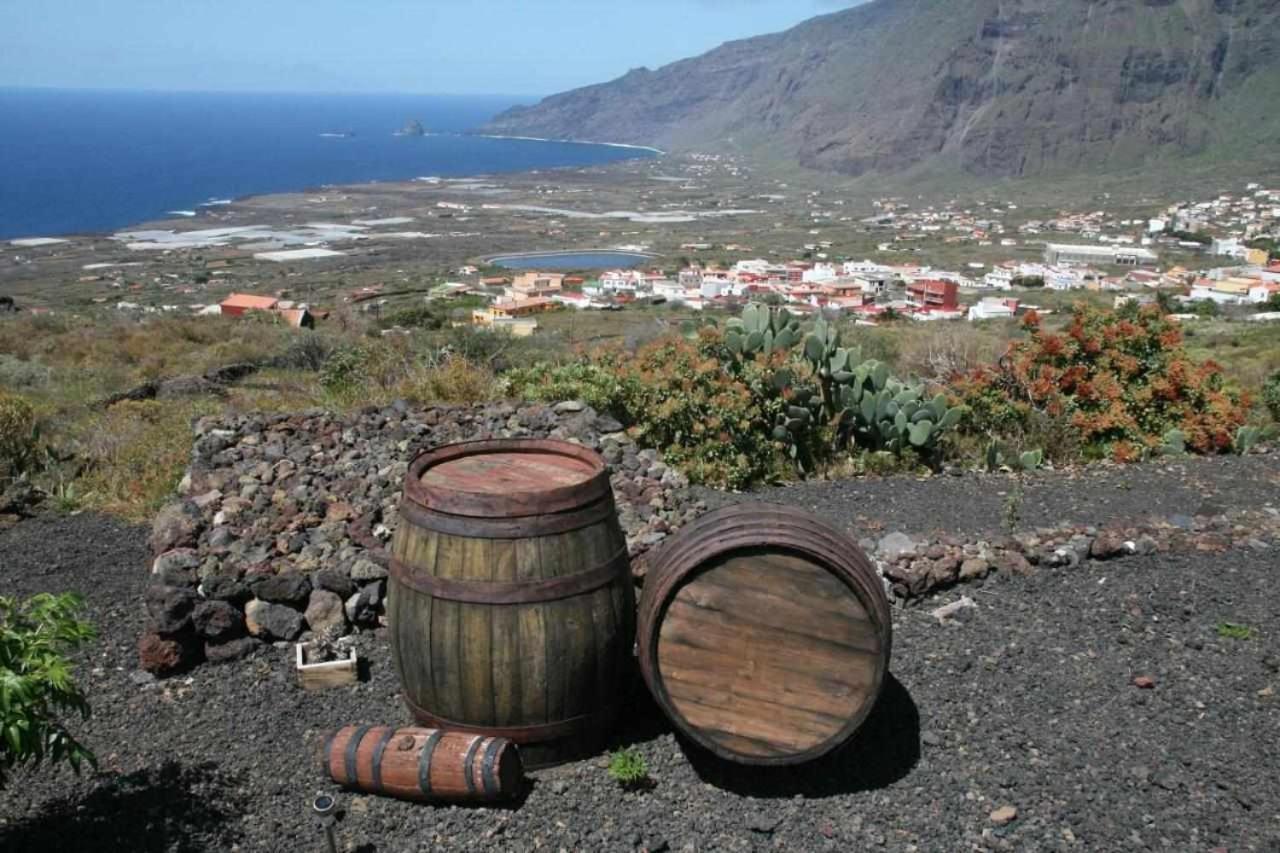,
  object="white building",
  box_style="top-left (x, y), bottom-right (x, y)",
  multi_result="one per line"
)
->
top-left (678, 268), bottom-right (703, 289)
top-left (1248, 281), bottom-right (1280, 303)
top-left (802, 263), bottom-right (839, 284)
top-left (1043, 243), bottom-right (1159, 266)
top-left (1211, 238), bottom-right (1250, 259)
top-left (983, 268), bottom-right (1015, 290)
top-left (842, 259), bottom-right (891, 276)
top-left (969, 298), bottom-right (1018, 321)
top-left (1189, 278), bottom-right (1253, 305)
top-left (651, 280), bottom-right (685, 301)
top-left (699, 279), bottom-right (725, 299)
top-left (1046, 267), bottom-right (1087, 290)
top-left (598, 270), bottom-right (644, 294)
